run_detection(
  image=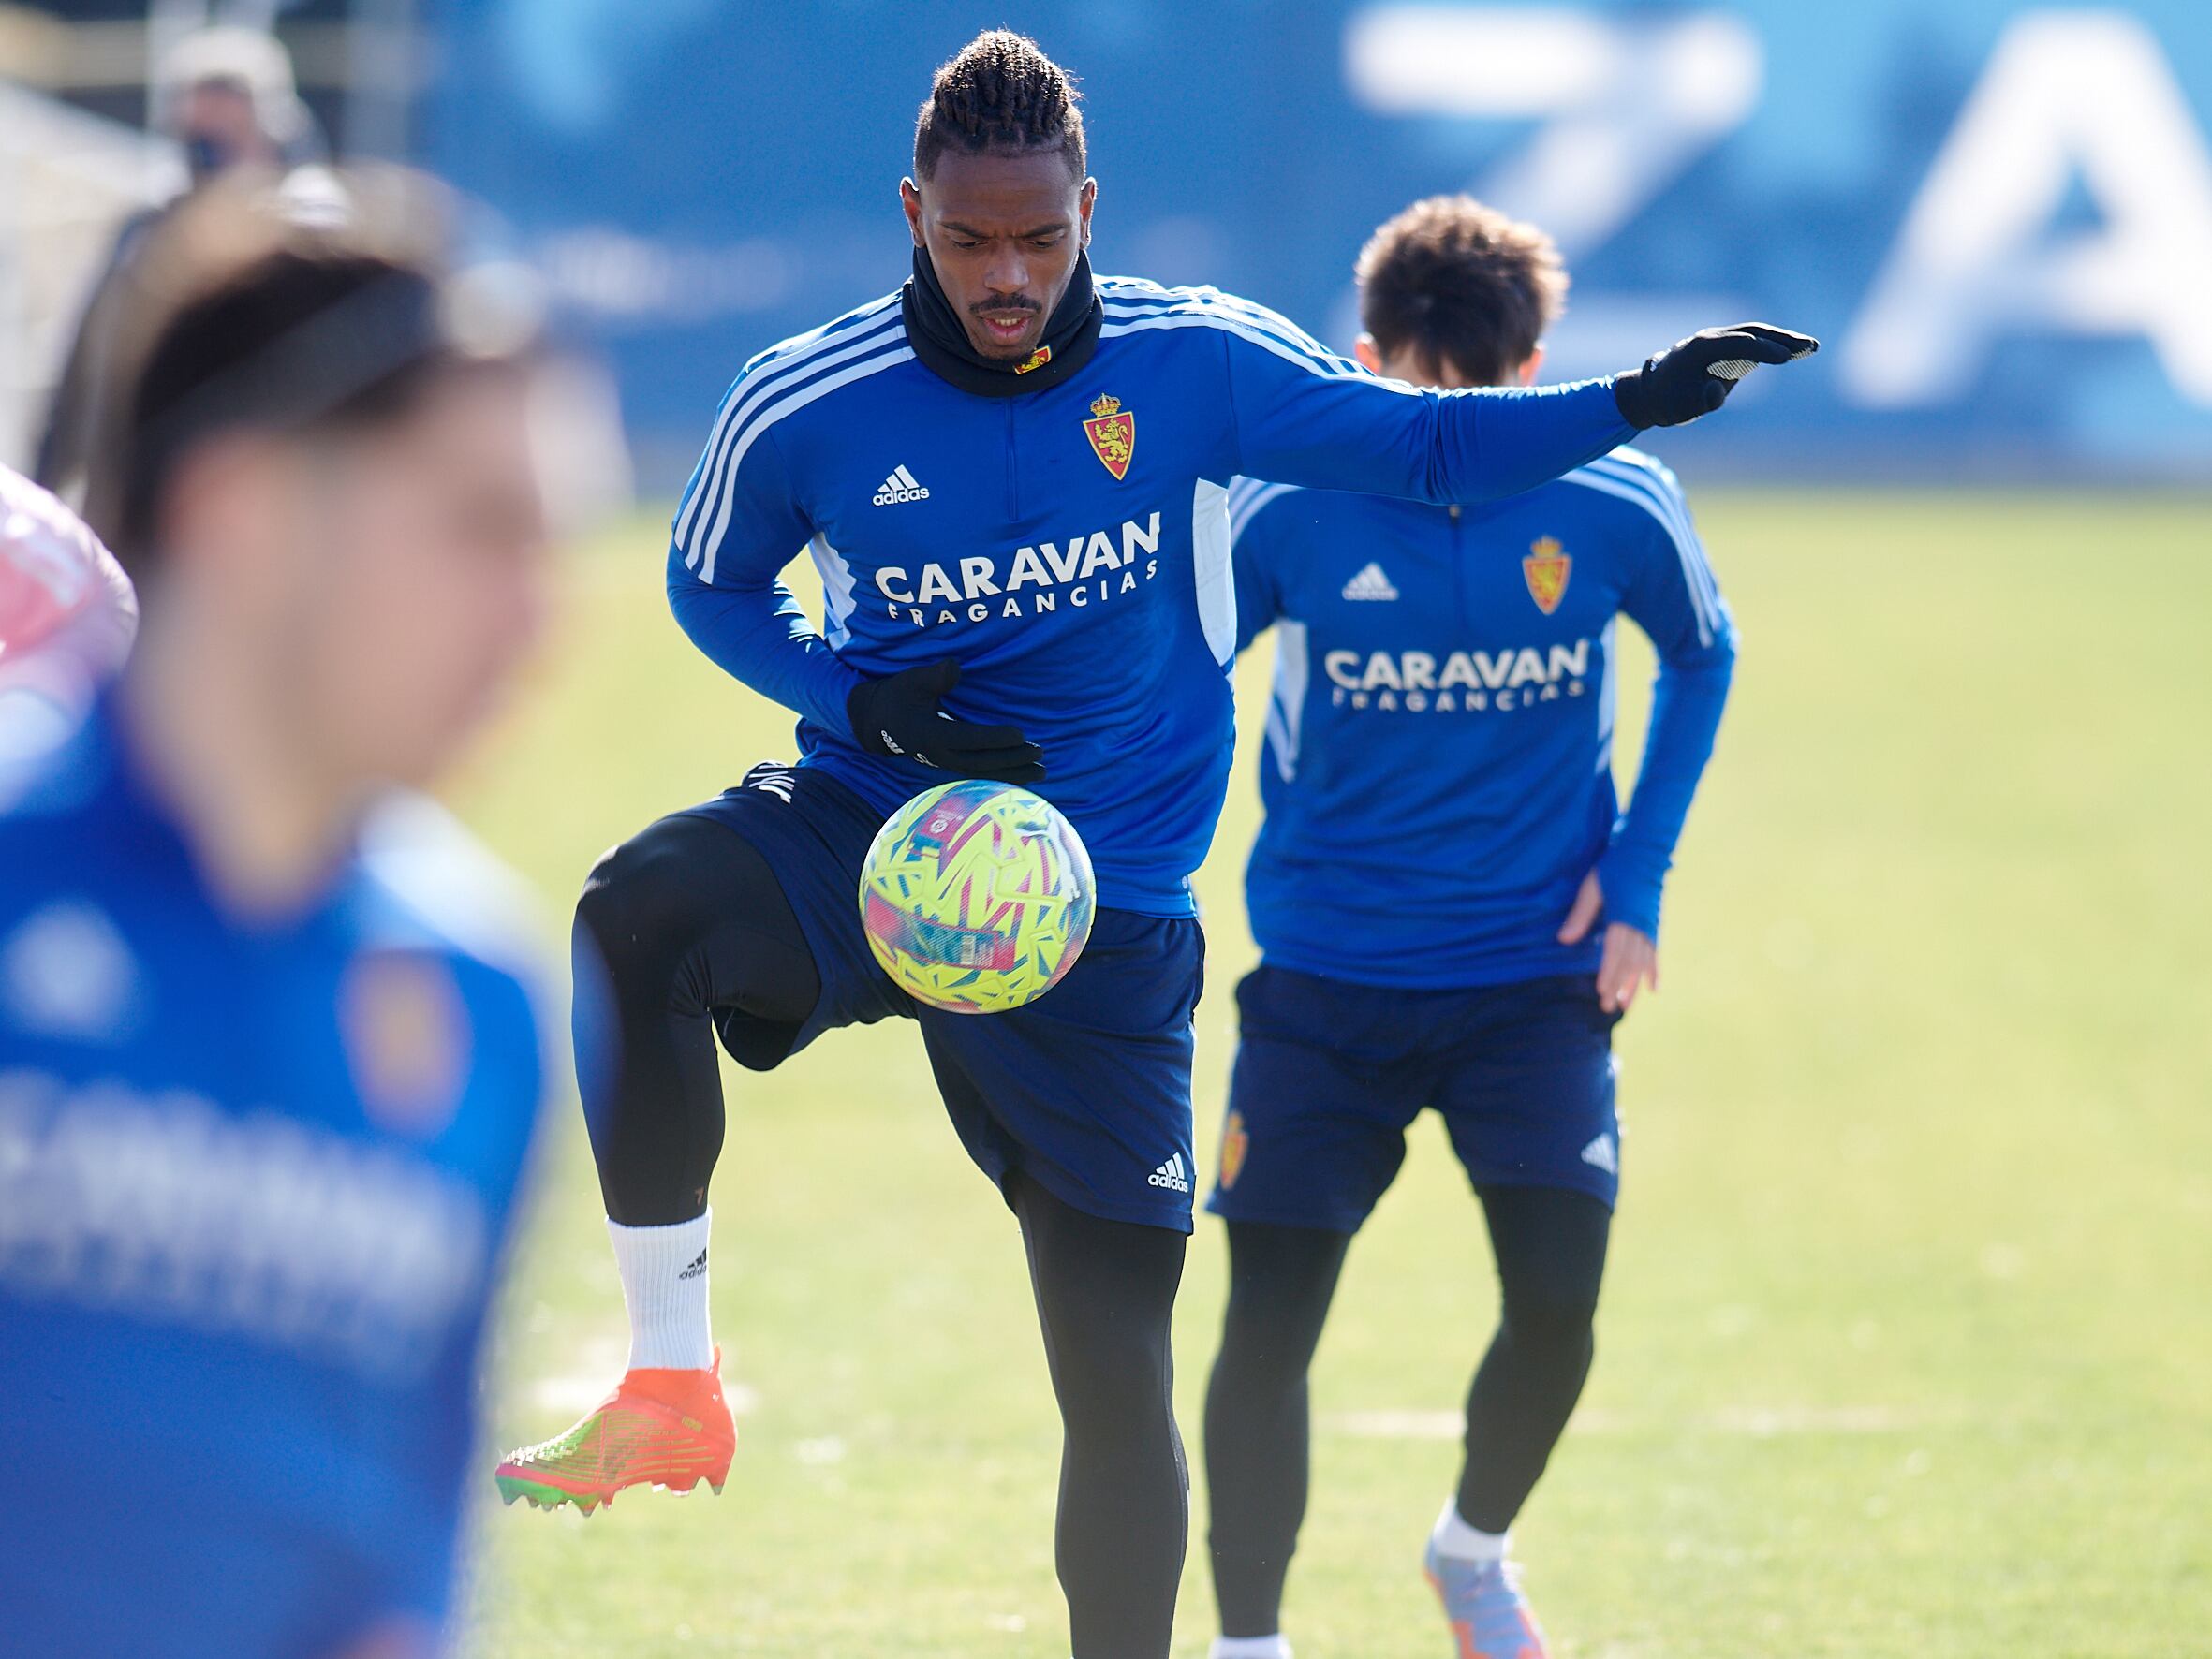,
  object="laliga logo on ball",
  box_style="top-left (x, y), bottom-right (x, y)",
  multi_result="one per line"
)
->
top-left (859, 780), bottom-right (1096, 1014)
